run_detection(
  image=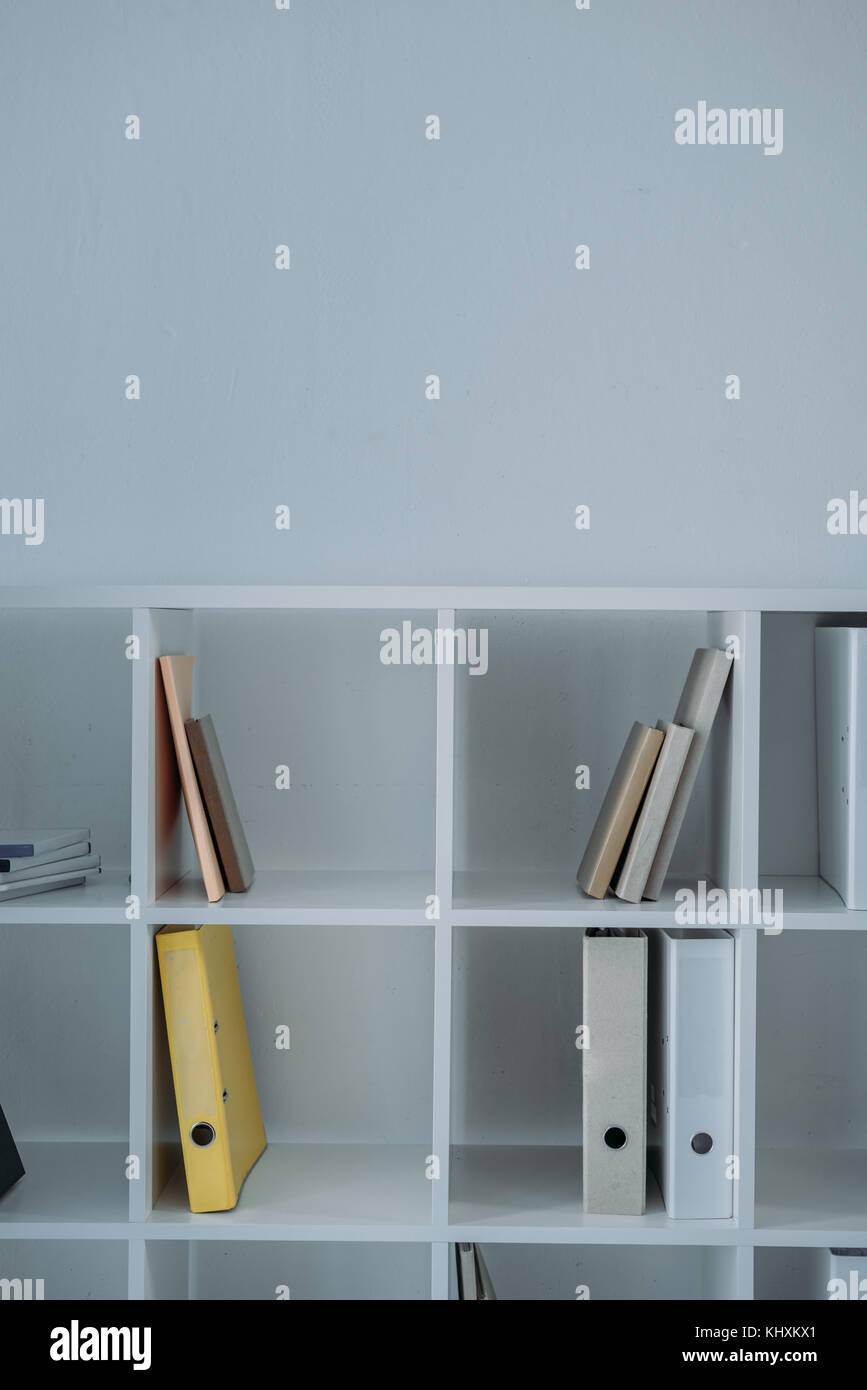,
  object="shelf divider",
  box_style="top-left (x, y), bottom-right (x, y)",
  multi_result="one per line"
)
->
top-left (432, 609), bottom-right (456, 1228)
